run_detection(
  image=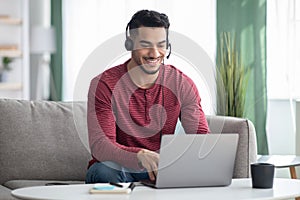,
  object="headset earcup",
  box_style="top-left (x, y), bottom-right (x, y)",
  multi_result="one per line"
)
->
top-left (125, 38), bottom-right (133, 51)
